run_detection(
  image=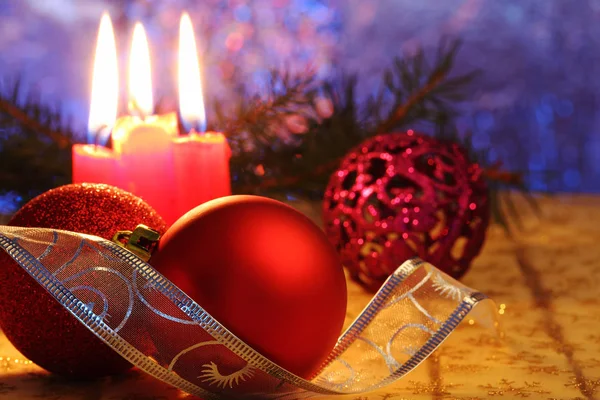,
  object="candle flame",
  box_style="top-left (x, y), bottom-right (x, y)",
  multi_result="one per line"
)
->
top-left (178, 12), bottom-right (206, 132)
top-left (129, 22), bottom-right (153, 117)
top-left (88, 12), bottom-right (118, 145)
